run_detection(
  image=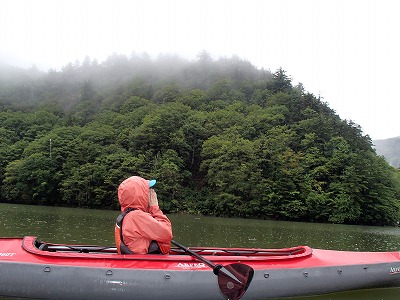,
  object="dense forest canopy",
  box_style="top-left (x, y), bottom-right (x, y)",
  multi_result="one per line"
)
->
top-left (1, 52), bottom-right (399, 226)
